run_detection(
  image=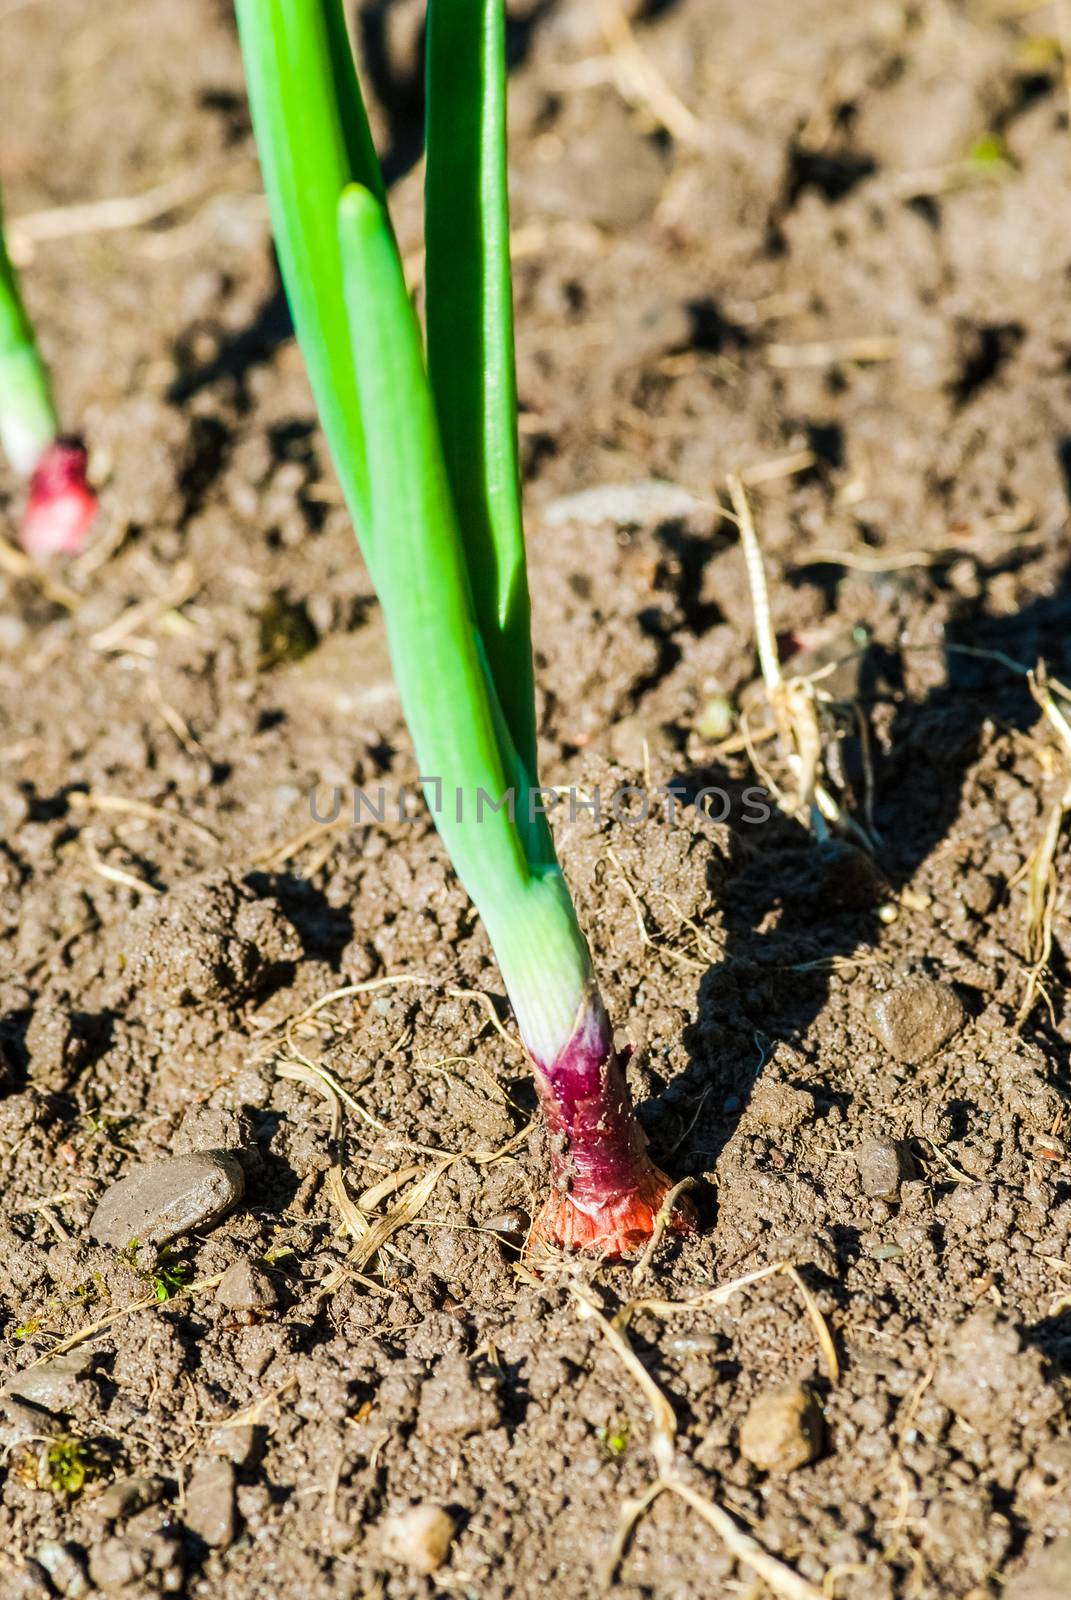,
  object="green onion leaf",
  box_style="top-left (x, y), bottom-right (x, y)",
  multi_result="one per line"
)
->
top-left (425, 0), bottom-right (539, 794)
top-left (0, 192), bottom-right (58, 473)
top-left (234, 0), bottom-right (385, 538)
